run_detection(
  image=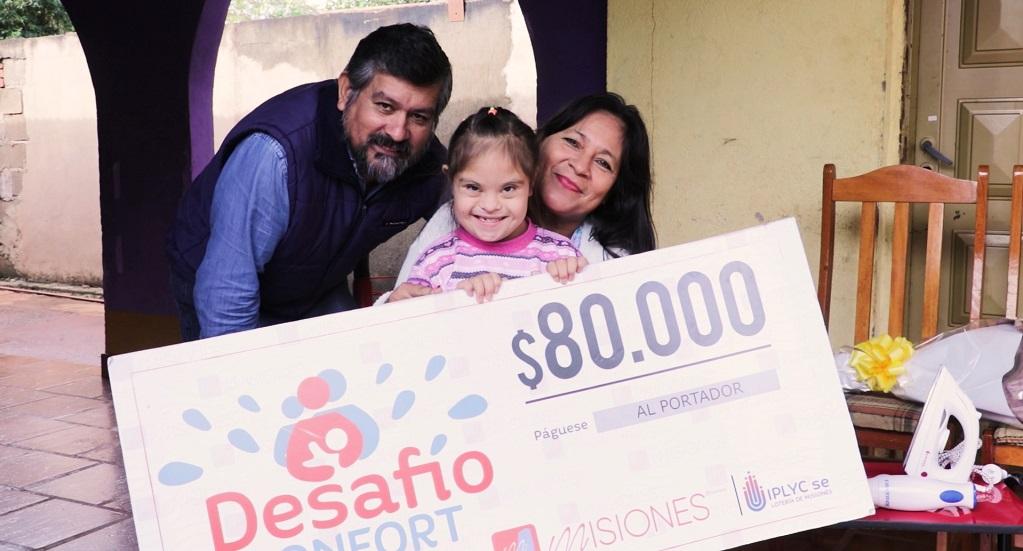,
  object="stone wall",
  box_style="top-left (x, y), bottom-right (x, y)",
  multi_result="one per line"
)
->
top-left (0, 47), bottom-right (28, 276)
top-left (0, 34), bottom-right (102, 285)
